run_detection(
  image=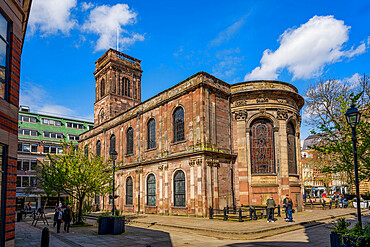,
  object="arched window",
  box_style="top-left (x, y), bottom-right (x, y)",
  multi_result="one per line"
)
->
top-left (110, 134), bottom-right (116, 154)
top-left (287, 122), bottom-right (297, 174)
top-left (126, 177), bottom-right (133, 205)
top-left (96, 141), bottom-right (101, 157)
top-left (174, 170), bottom-right (185, 207)
top-left (147, 118), bottom-right (156, 149)
top-left (122, 77), bottom-right (130, 96)
top-left (250, 119), bottom-right (275, 174)
top-left (173, 107), bottom-right (185, 142)
top-left (126, 127), bottom-right (134, 155)
top-left (101, 79), bottom-right (105, 98)
top-left (147, 174), bottom-right (156, 206)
